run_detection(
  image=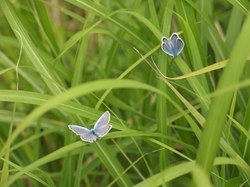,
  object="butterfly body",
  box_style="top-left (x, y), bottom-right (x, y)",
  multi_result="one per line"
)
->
top-left (68, 111), bottom-right (112, 143)
top-left (161, 33), bottom-right (184, 57)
